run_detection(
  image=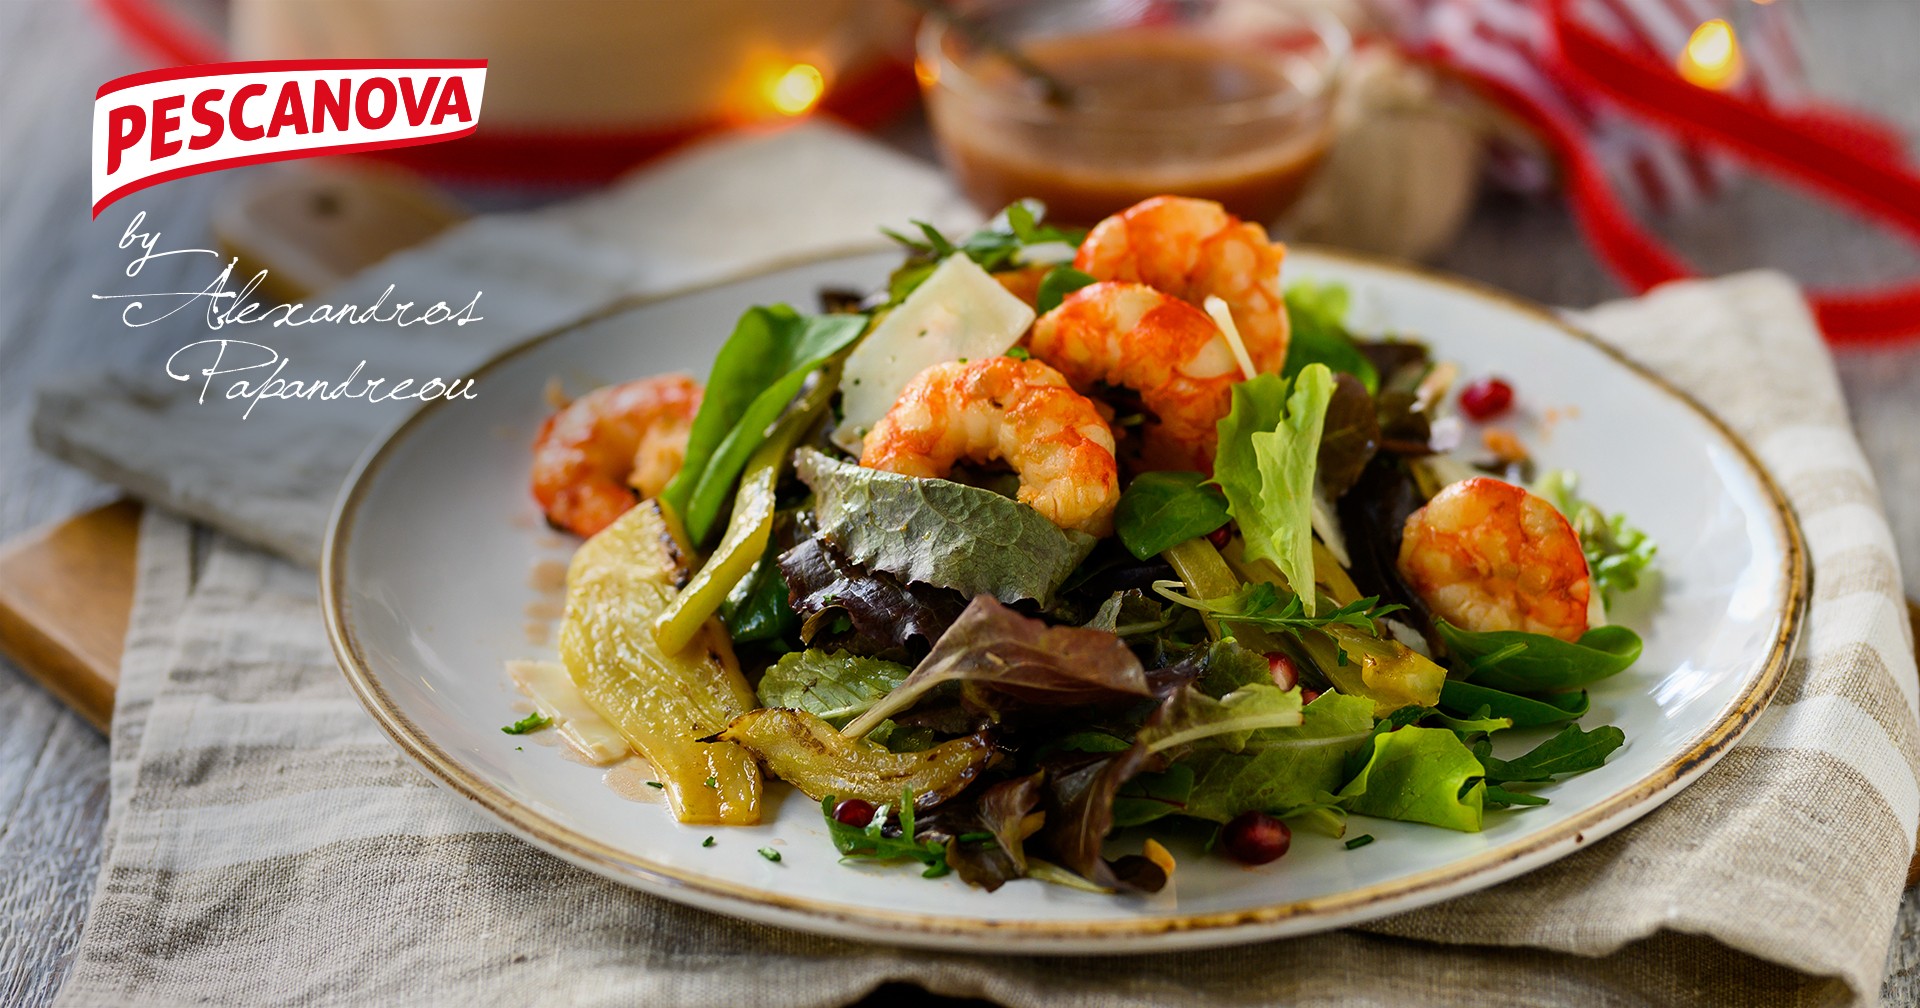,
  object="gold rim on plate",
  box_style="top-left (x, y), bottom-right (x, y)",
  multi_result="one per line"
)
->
top-left (320, 245), bottom-right (1809, 946)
